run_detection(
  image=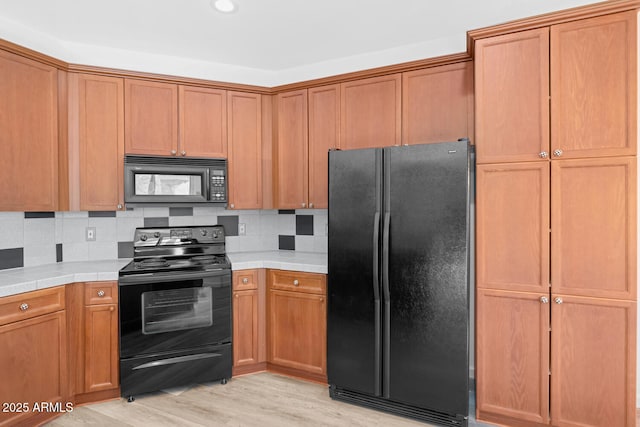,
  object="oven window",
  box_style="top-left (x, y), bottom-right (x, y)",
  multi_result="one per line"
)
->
top-left (134, 173), bottom-right (203, 196)
top-left (141, 287), bottom-right (213, 334)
